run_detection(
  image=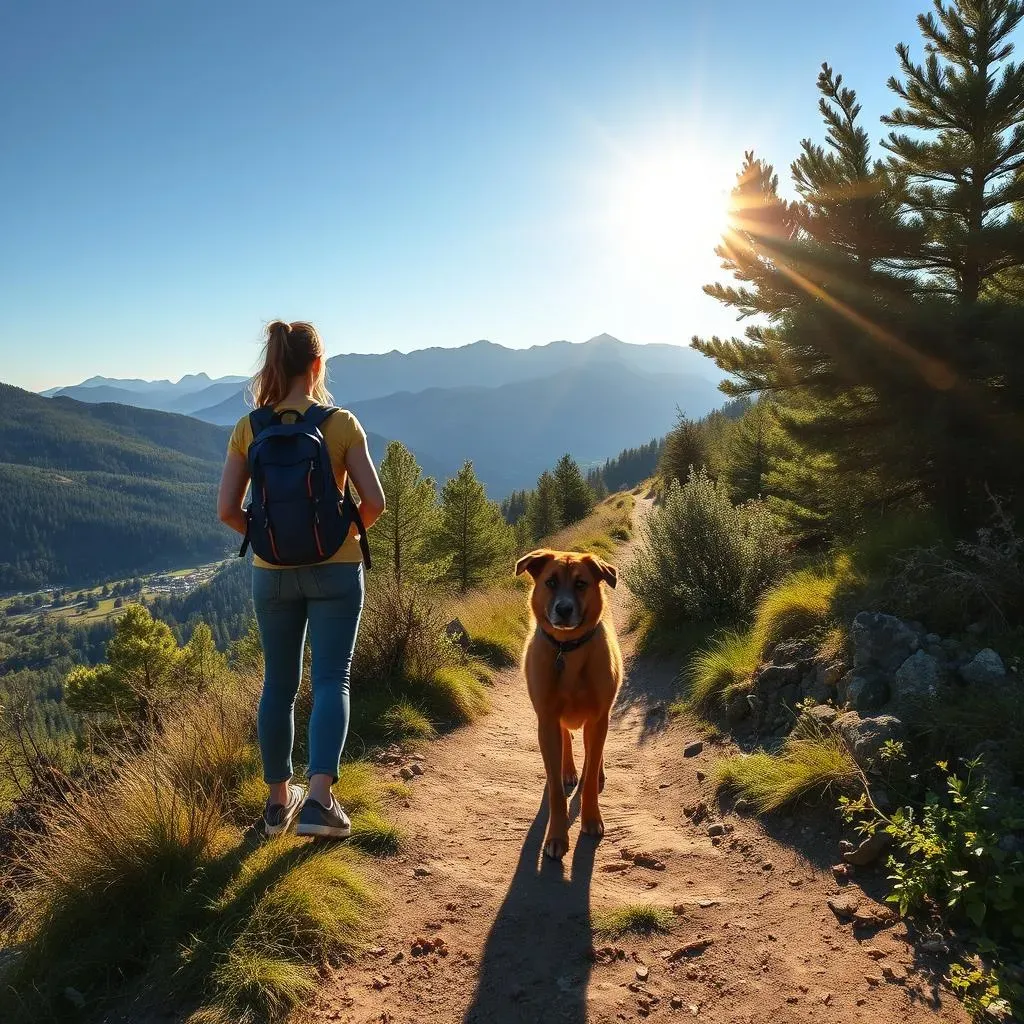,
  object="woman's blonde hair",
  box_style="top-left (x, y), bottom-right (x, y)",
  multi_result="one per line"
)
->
top-left (249, 320), bottom-right (333, 408)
